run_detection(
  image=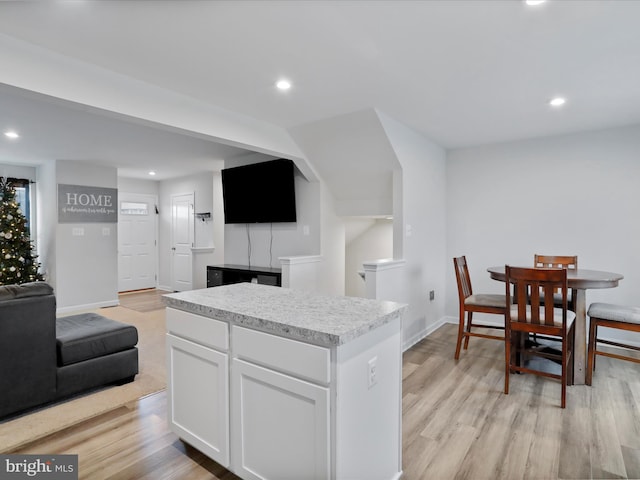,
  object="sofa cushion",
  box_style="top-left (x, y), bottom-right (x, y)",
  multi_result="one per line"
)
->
top-left (0, 282), bottom-right (53, 301)
top-left (56, 313), bottom-right (138, 366)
